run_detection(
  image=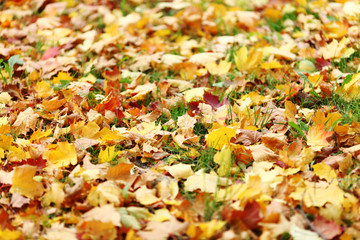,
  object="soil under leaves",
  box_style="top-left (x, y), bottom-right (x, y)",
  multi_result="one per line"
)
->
top-left (1, 0), bottom-right (360, 239)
